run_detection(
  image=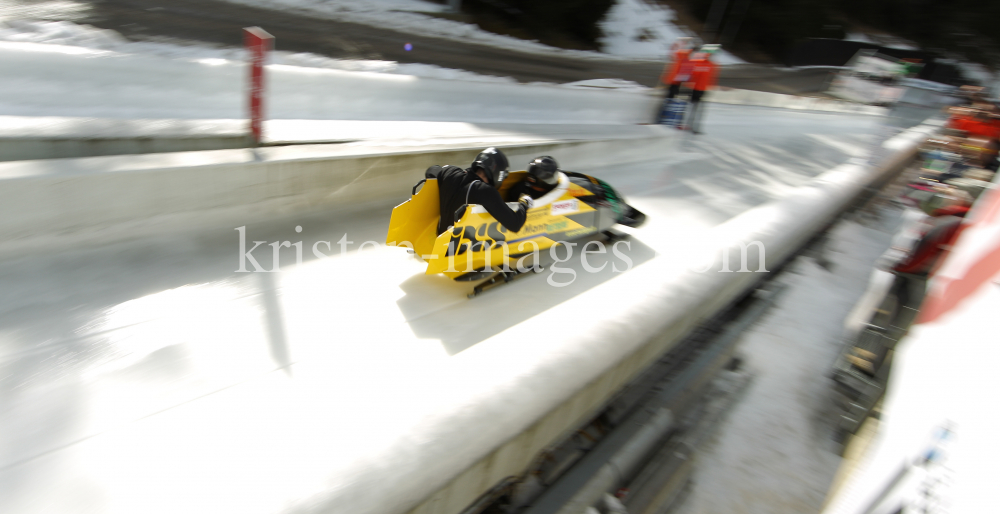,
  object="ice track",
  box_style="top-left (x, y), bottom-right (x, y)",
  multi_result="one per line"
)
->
top-left (0, 105), bottom-right (930, 514)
